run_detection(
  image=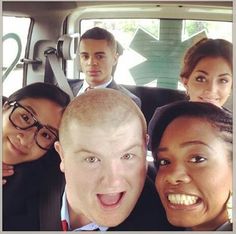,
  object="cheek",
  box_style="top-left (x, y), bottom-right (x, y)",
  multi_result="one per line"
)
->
top-left (195, 167), bottom-right (232, 201)
top-left (3, 114), bottom-right (14, 136)
top-left (155, 172), bottom-right (164, 193)
top-left (30, 147), bottom-right (46, 160)
top-left (221, 85), bottom-right (232, 96)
